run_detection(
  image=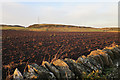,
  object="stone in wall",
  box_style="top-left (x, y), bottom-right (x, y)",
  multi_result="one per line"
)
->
top-left (64, 58), bottom-right (85, 79)
top-left (45, 63), bottom-right (60, 80)
top-left (13, 68), bottom-right (23, 80)
top-left (102, 49), bottom-right (114, 61)
top-left (52, 59), bottom-right (75, 79)
top-left (24, 63), bottom-right (56, 80)
top-left (87, 56), bottom-right (102, 72)
top-left (76, 56), bottom-right (98, 72)
top-left (104, 45), bottom-right (120, 59)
